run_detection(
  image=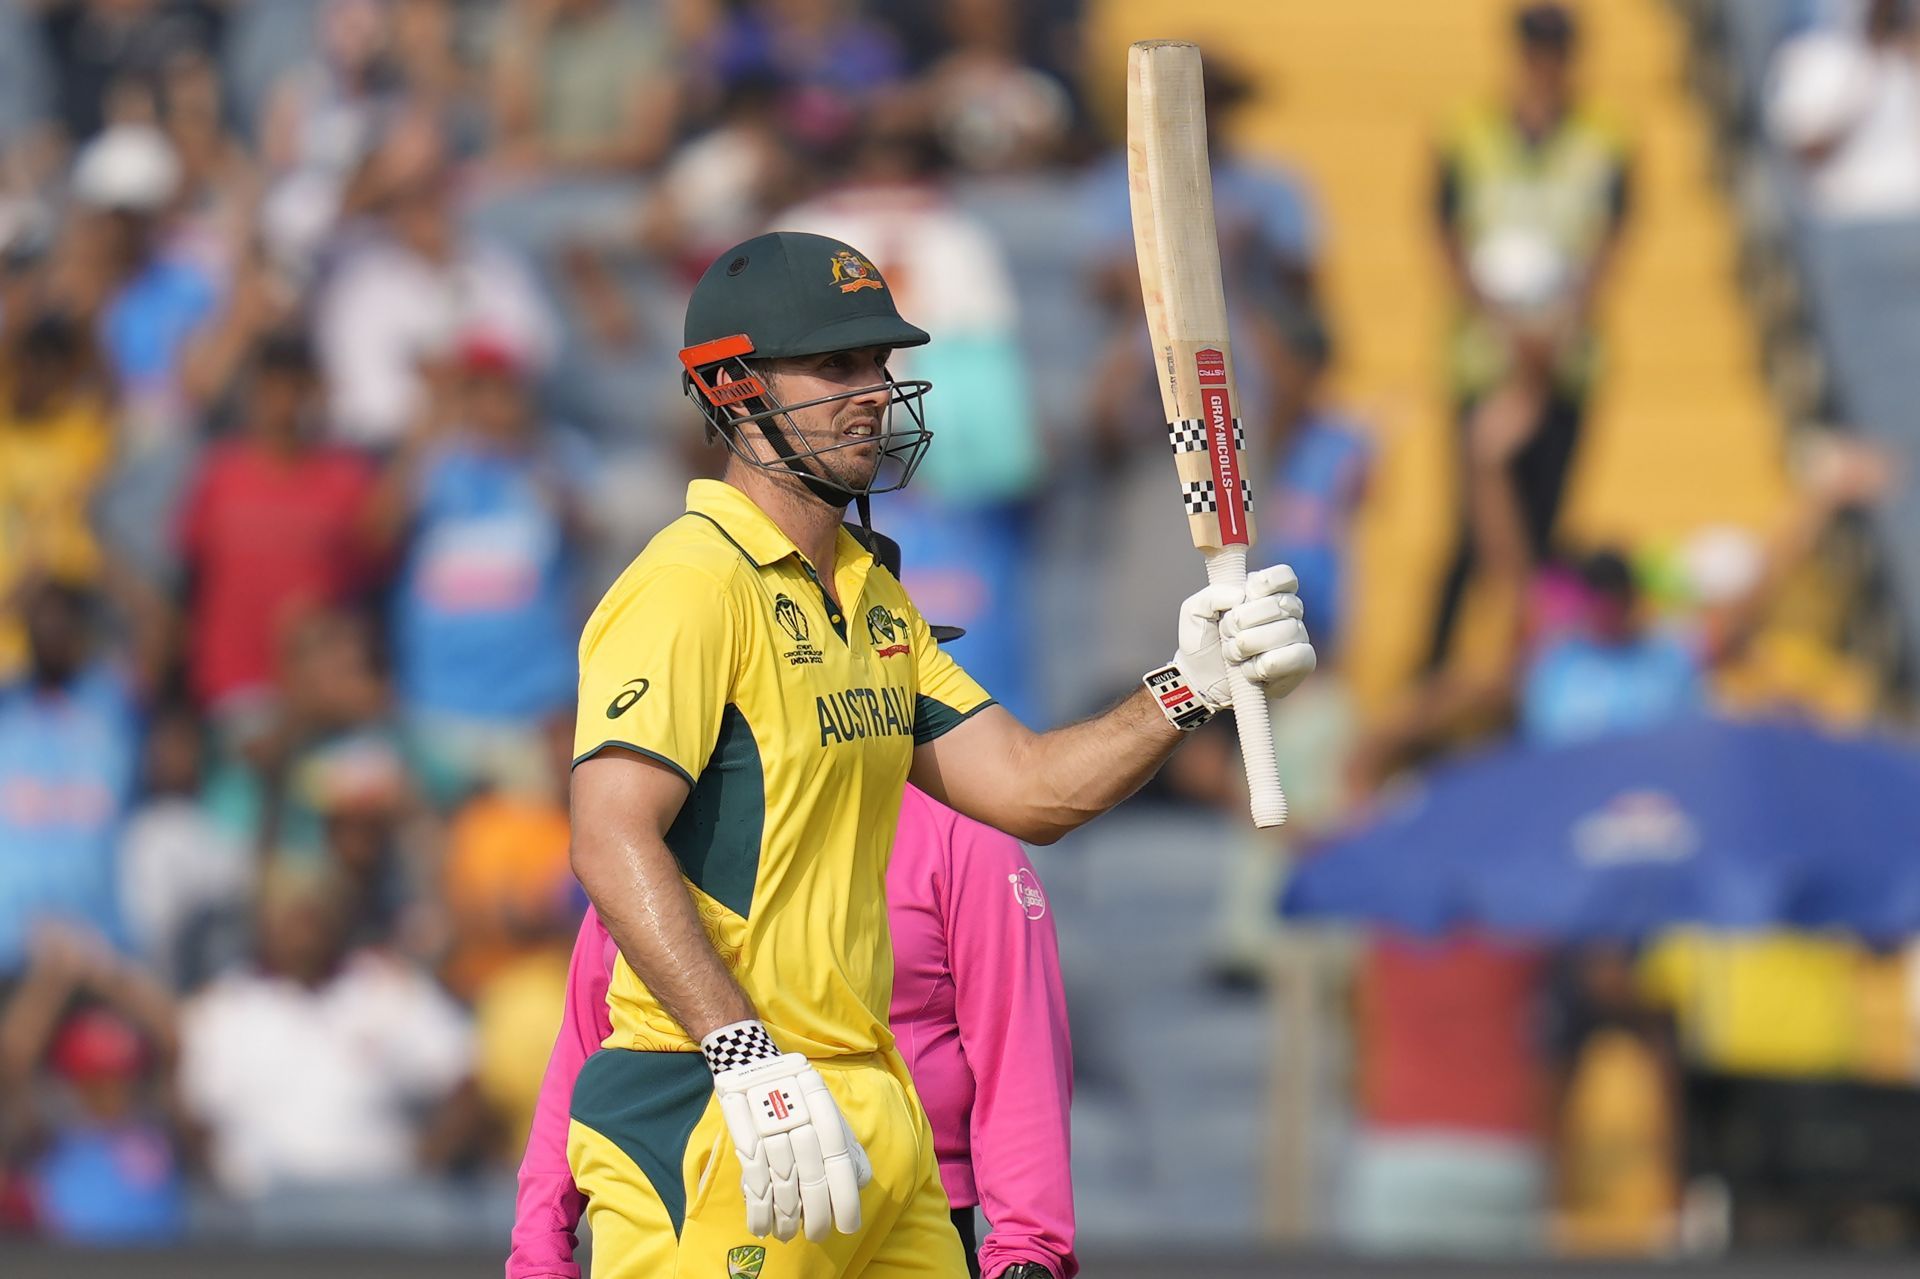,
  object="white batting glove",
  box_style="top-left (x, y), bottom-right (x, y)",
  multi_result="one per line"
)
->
top-left (1163, 564), bottom-right (1317, 717)
top-left (704, 1020), bottom-right (872, 1243)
